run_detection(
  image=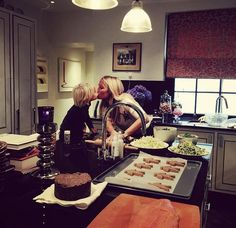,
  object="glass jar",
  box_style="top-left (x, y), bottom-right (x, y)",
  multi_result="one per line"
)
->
top-left (159, 90), bottom-right (172, 113)
top-left (159, 90), bottom-right (172, 123)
